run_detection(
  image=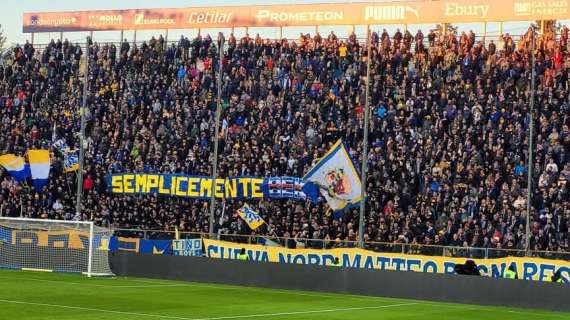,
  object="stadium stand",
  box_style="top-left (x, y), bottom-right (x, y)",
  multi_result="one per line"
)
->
top-left (1, 25), bottom-right (570, 255)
